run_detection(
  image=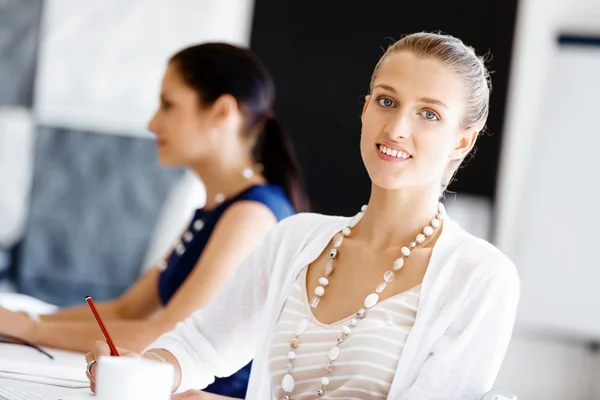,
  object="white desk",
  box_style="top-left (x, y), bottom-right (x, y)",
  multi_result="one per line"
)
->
top-left (0, 377), bottom-right (93, 399)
